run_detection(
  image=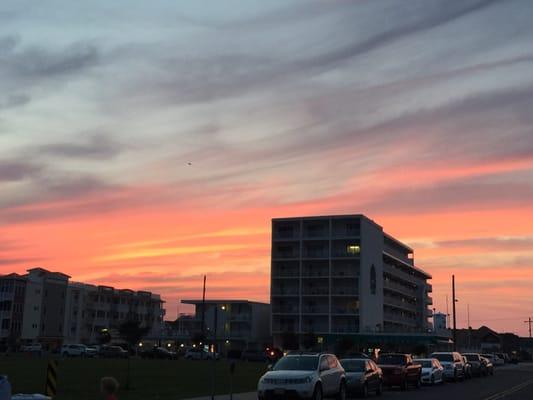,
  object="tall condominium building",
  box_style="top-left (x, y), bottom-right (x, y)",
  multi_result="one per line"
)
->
top-left (271, 215), bottom-right (433, 347)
